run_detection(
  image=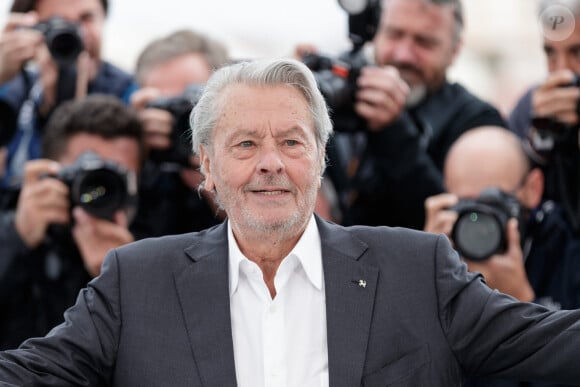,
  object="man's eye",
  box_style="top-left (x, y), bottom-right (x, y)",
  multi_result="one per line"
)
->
top-left (285, 139), bottom-right (298, 146)
top-left (239, 141), bottom-right (254, 148)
